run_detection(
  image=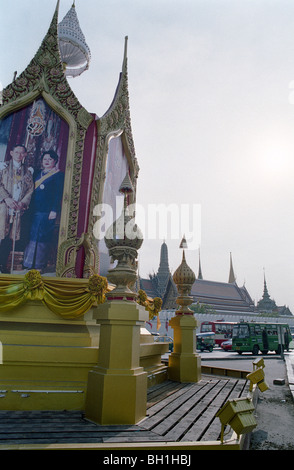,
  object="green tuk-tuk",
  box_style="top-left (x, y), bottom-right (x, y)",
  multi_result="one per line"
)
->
top-left (197, 332), bottom-right (215, 352)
